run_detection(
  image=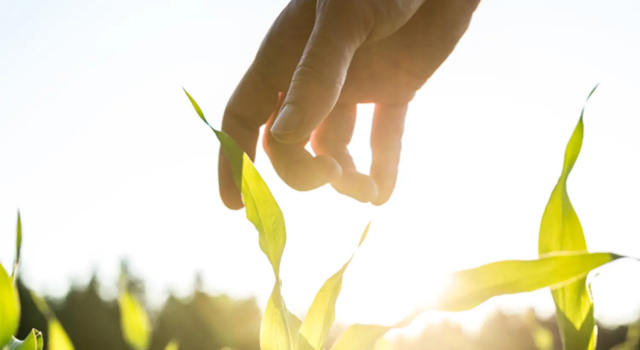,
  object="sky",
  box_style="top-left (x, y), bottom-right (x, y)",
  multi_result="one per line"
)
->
top-left (1, 0), bottom-right (640, 335)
